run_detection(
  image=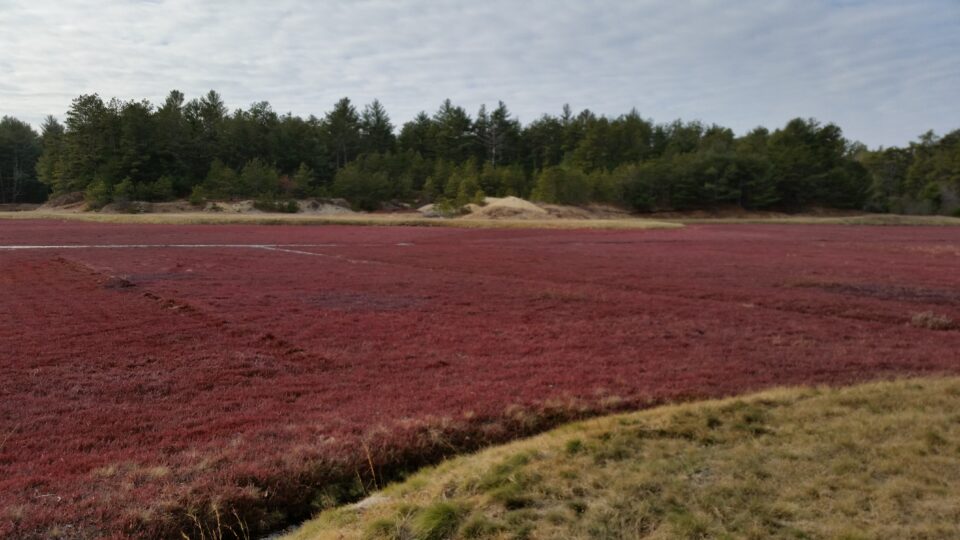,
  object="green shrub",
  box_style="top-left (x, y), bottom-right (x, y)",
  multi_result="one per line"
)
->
top-left (430, 198), bottom-right (465, 217)
top-left (112, 177), bottom-right (135, 203)
top-left (148, 176), bottom-right (176, 201)
top-left (292, 163), bottom-right (316, 197)
top-left (188, 185), bottom-right (206, 207)
top-left (84, 177), bottom-right (112, 210)
top-left (456, 174), bottom-right (485, 207)
top-left (532, 166), bottom-right (591, 205)
top-left (332, 164), bottom-right (391, 211)
top-left (240, 158), bottom-right (281, 196)
top-left (201, 159), bottom-right (239, 199)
